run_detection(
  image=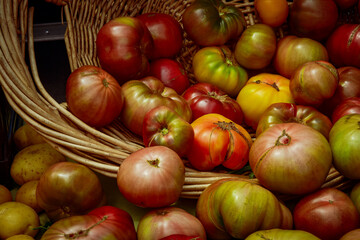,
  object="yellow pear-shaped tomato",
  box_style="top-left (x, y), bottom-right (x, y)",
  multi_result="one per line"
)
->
top-left (236, 73), bottom-right (294, 130)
